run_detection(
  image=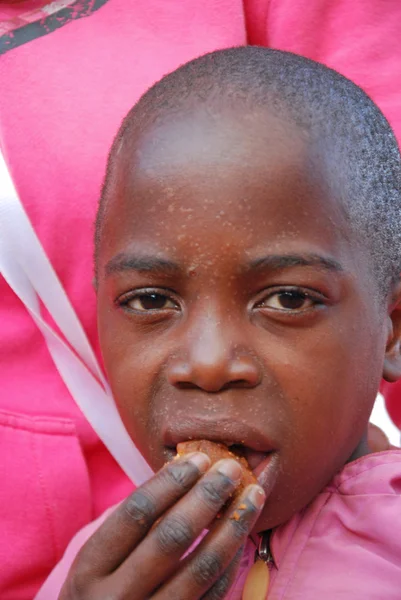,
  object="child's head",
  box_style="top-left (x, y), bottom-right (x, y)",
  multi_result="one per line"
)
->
top-left (95, 47), bottom-right (401, 531)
